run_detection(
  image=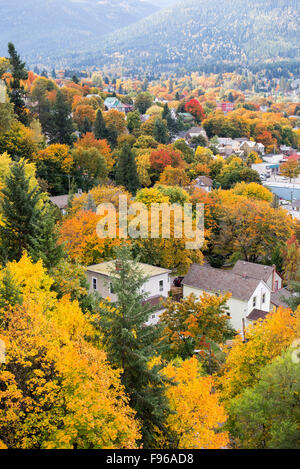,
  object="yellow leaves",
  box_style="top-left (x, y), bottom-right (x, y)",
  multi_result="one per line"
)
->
top-left (0, 255), bottom-right (141, 449)
top-left (218, 307), bottom-right (299, 404)
top-left (160, 357), bottom-right (229, 449)
top-left (3, 252), bottom-right (56, 308)
top-left (33, 144), bottom-right (74, 174)
top-left (232, 182), bottom-right (273, 202)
